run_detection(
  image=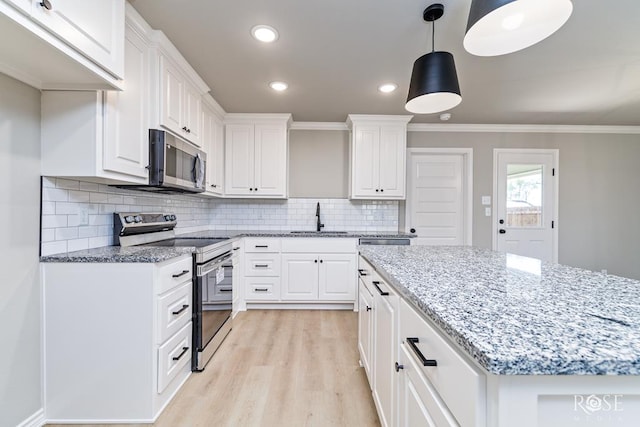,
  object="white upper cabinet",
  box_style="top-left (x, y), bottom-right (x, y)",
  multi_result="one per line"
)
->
top-left (347, 115), bottom-right (412, 200)
top-left (224, 114), bottom-right (291, 198)
top-left (157, 54), bottom-right (203, 147)
top-left (0, 0), bottom-right (124, 89)
top-left (202, 95), bottom-right (225, 196)
top-left (41, 7), bottom-right (151, 184)
top-left (30, 0), bottom-right (124, 79)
